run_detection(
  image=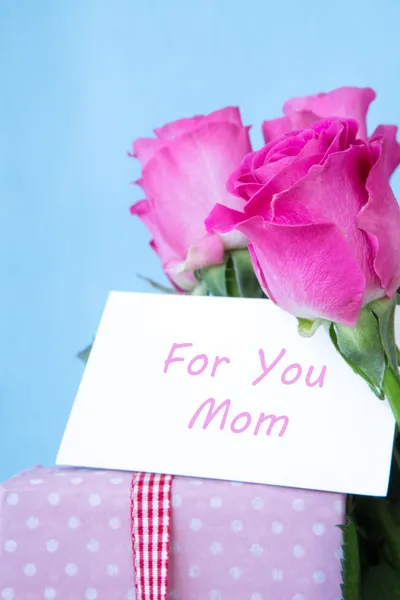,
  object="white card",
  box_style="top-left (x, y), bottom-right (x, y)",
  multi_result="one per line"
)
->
top-left (57, 291), bottom-right (396, 496)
